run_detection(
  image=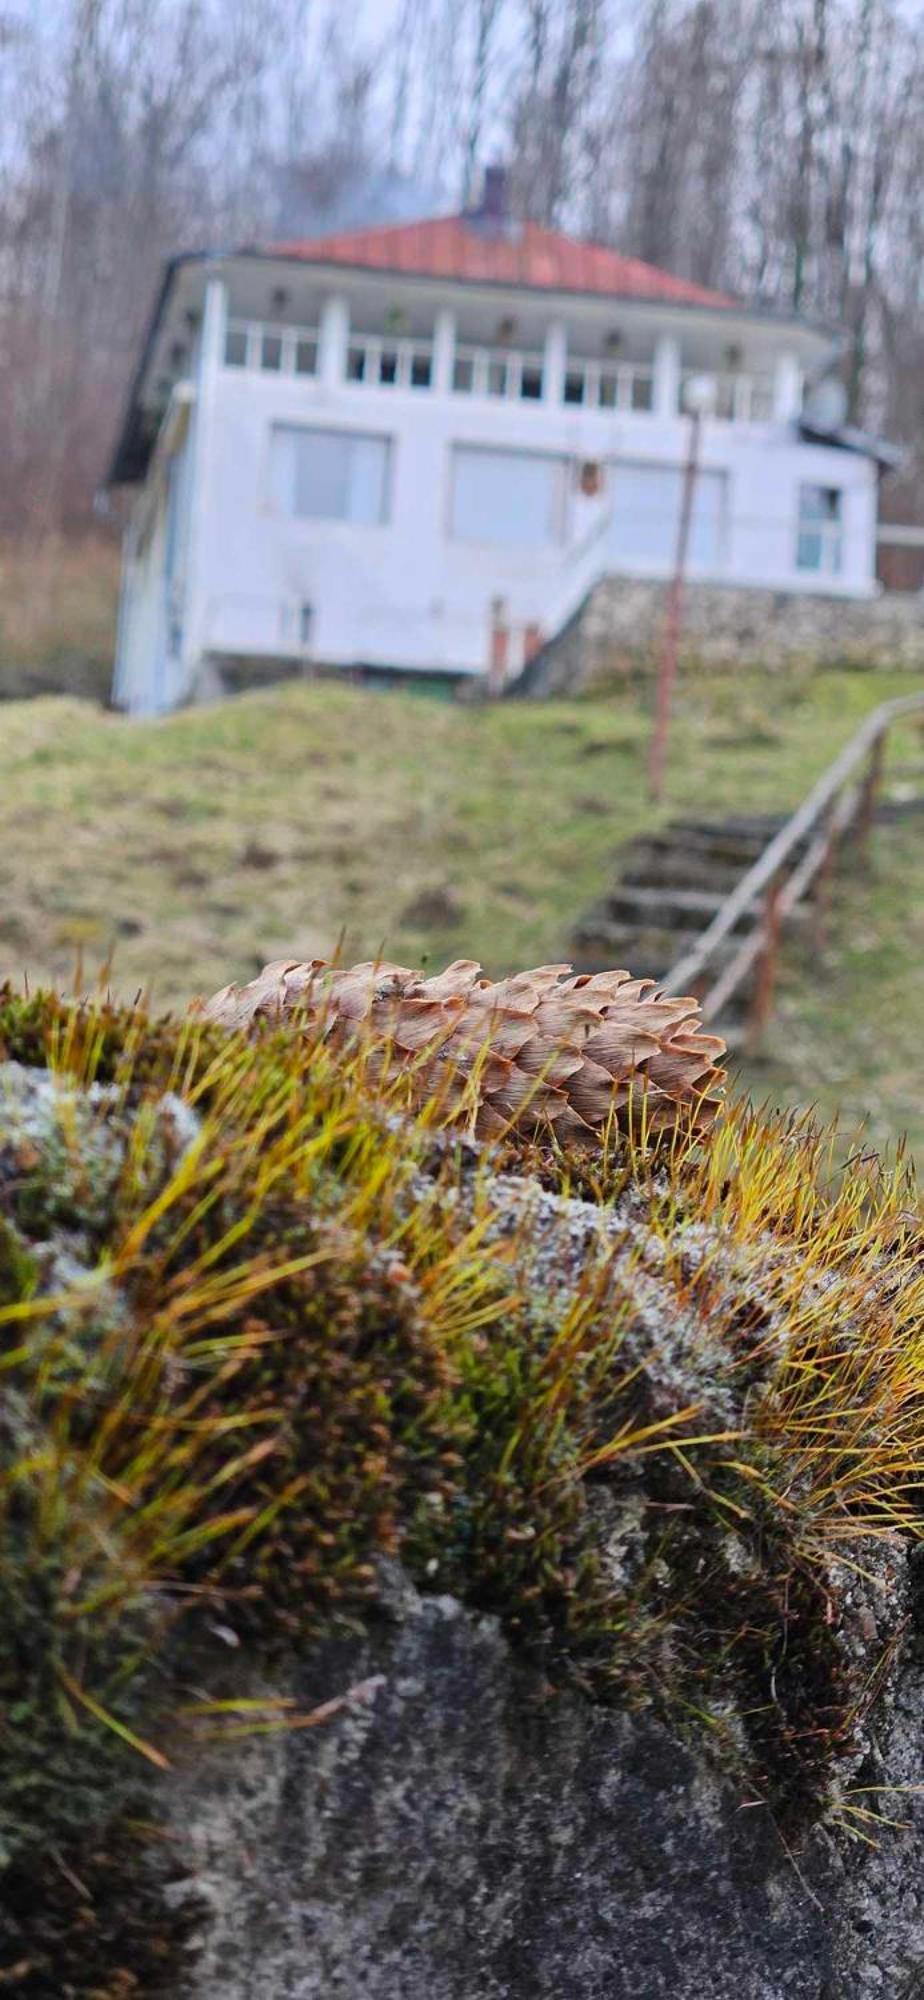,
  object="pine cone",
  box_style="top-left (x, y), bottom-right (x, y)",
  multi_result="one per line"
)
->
top-left (196, 958), bottom-right (726, 1145)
